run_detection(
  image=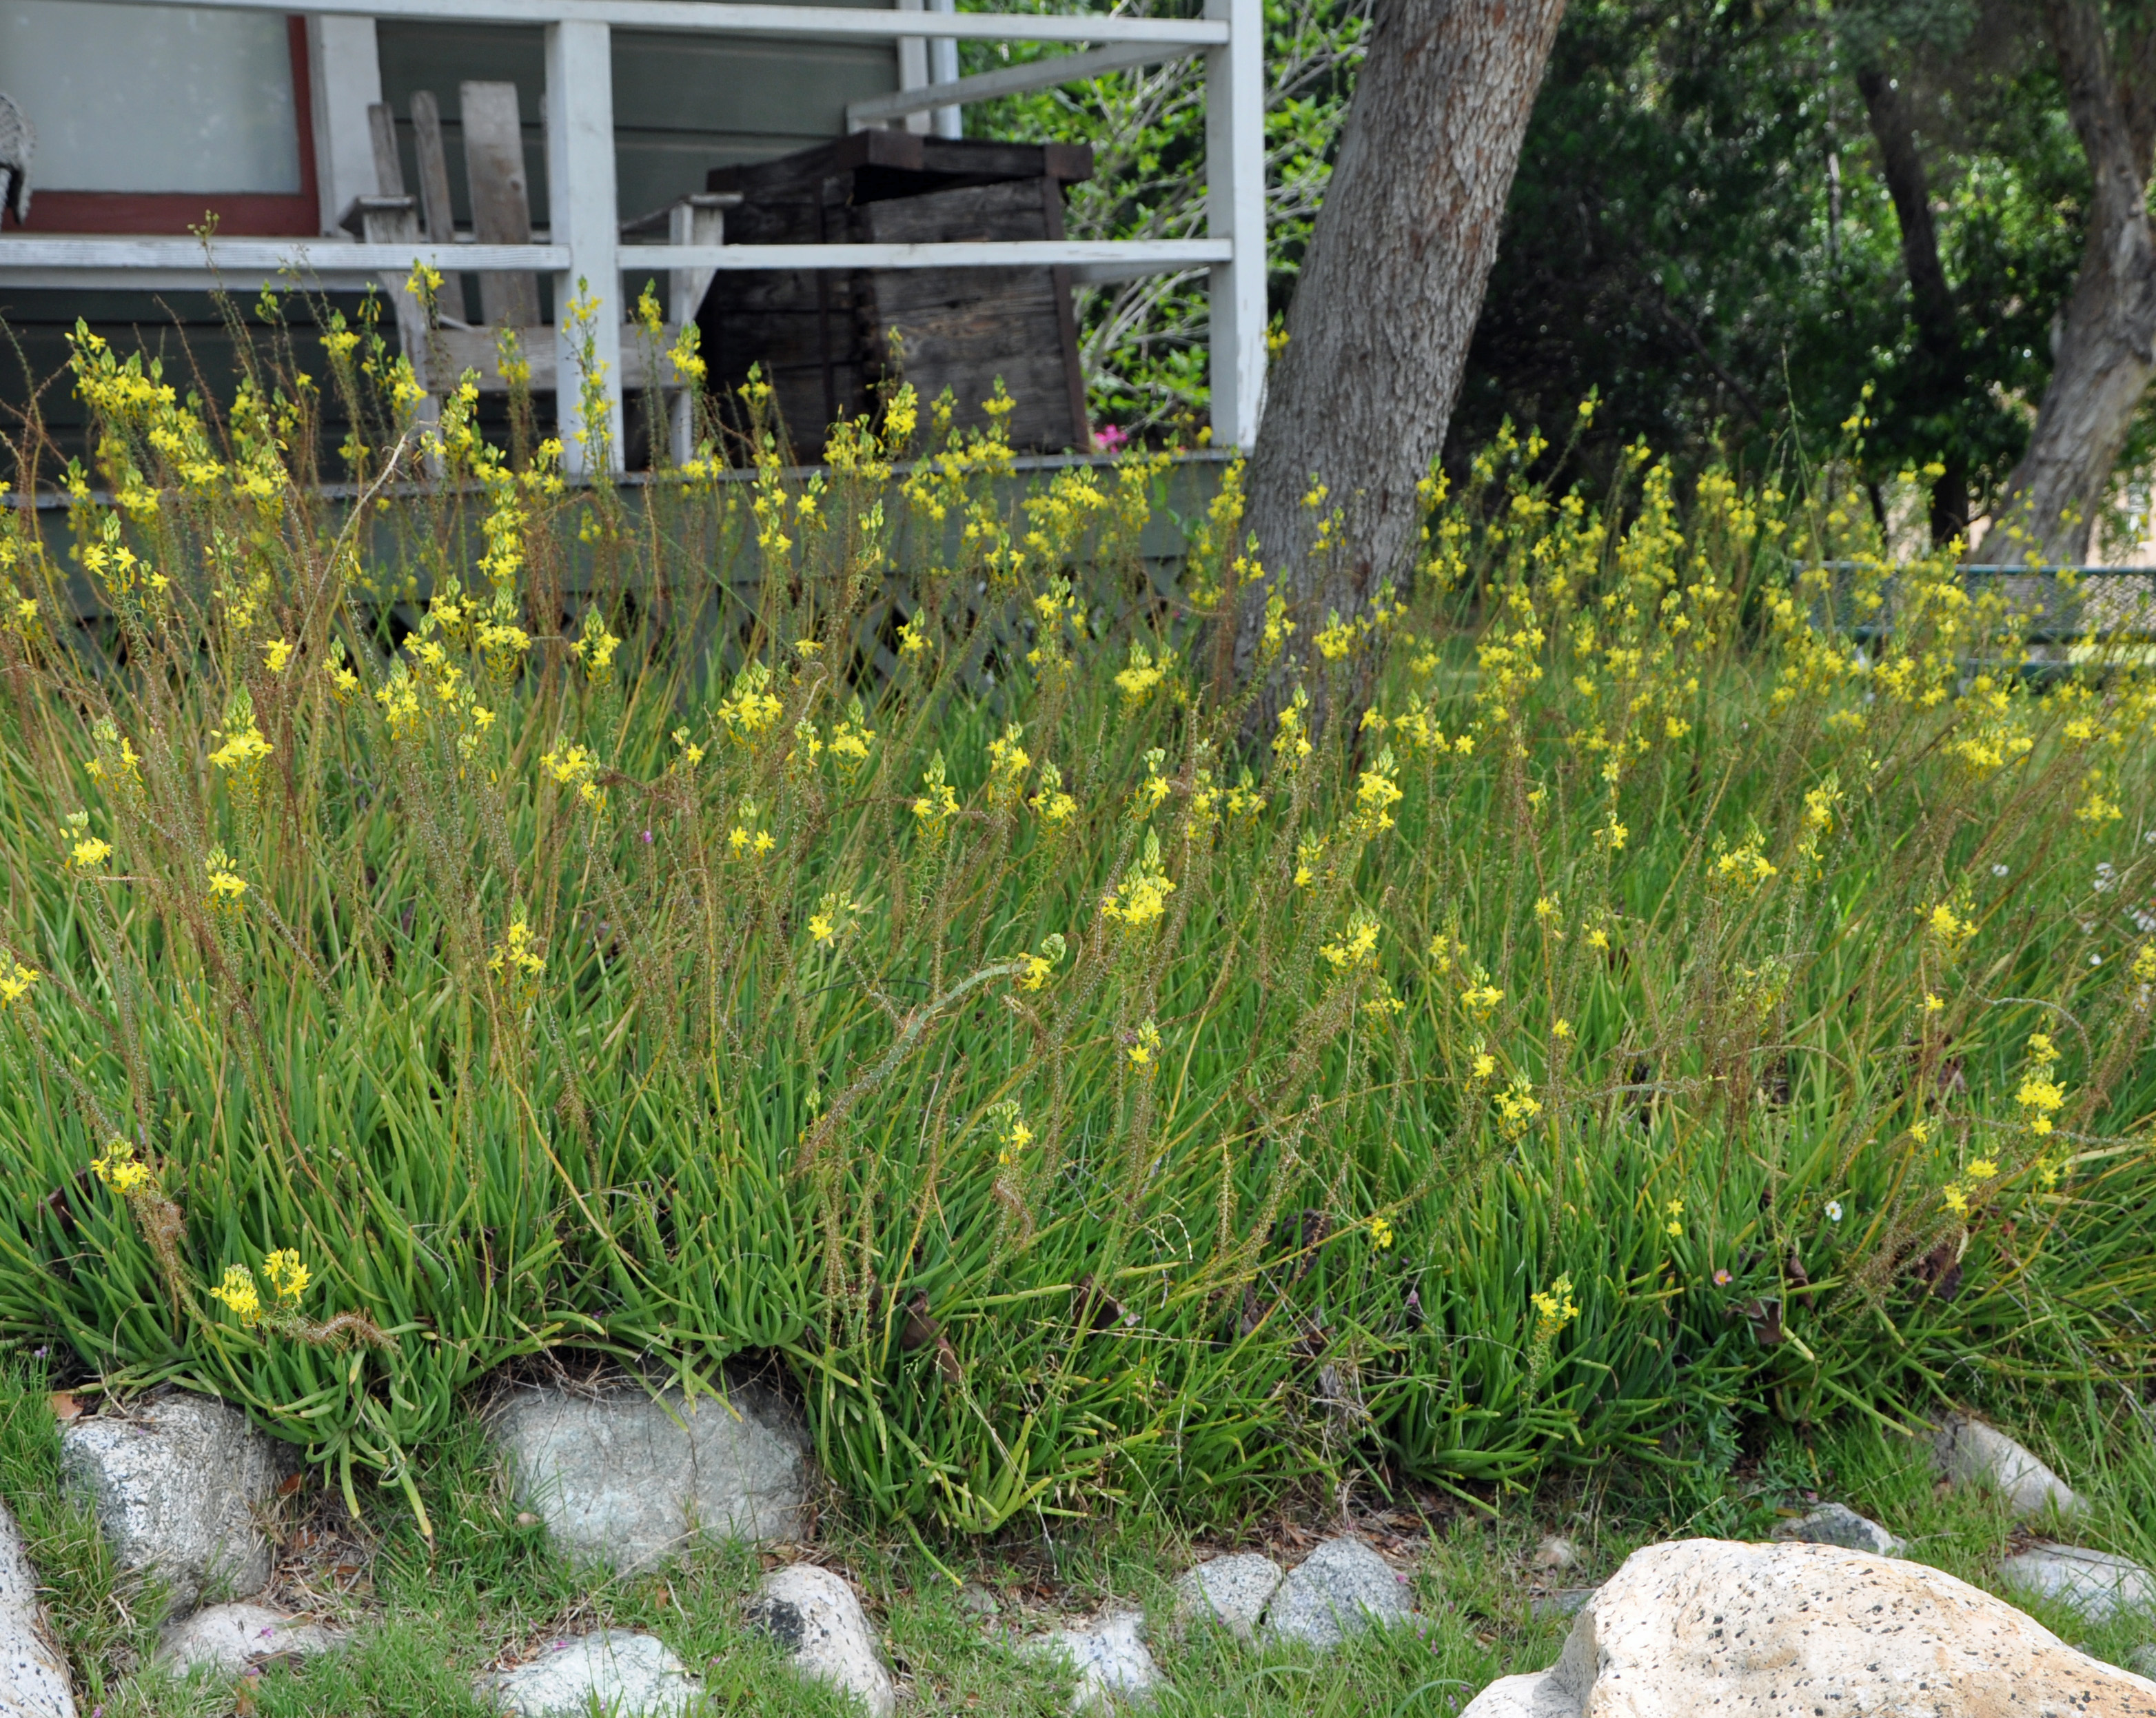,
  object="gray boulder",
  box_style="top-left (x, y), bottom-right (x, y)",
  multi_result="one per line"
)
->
top-left (748, 1563), bottom-right (895, 1717)
top-left (1028, 1612), bottom-right (1159, 1711)
top-left (1769, 1502), bottom-right (1903, 1556)
top-left (480, 1630), bottom-right (700, 1717)
top-left (1998, 1544), bottom-right (2156, 1624)
top-left (1261, 1535), bottom-right (1416, 1650)
top-left (1172, 1554), bottom-right (1283, 1639)
top-left (1932, 1413), bottom-right (2082, 1519)
top-left (59, 1392), bottom-right (296, 1617)
top-left (491, 1379), bottom-right (808, 1575)
top-left (0, 1497), bottom-right (74, 1717)
top-left (156, 1602), bottom-right (345, 1676)
top-left (2130, 1644), bottom-right (2156, 1680)
top-left (1528, 1587), bottom-right (1598, 1622)
top-left (1459, 1537), bottom-right (2156, 1718)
